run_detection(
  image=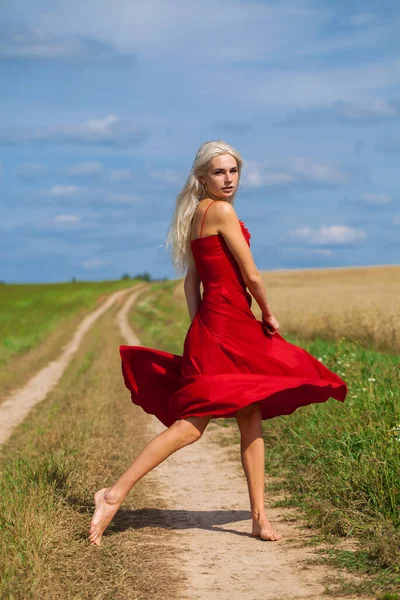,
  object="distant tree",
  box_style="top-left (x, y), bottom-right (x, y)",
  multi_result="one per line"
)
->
top-left (120, 273), bottom-right (131, 280)
top-left (0, 281), bottom-right (5, 285)
top-left (71, 276), bottom-right (77, 283)
top-left (133, 271), bottom-right (152, 281)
